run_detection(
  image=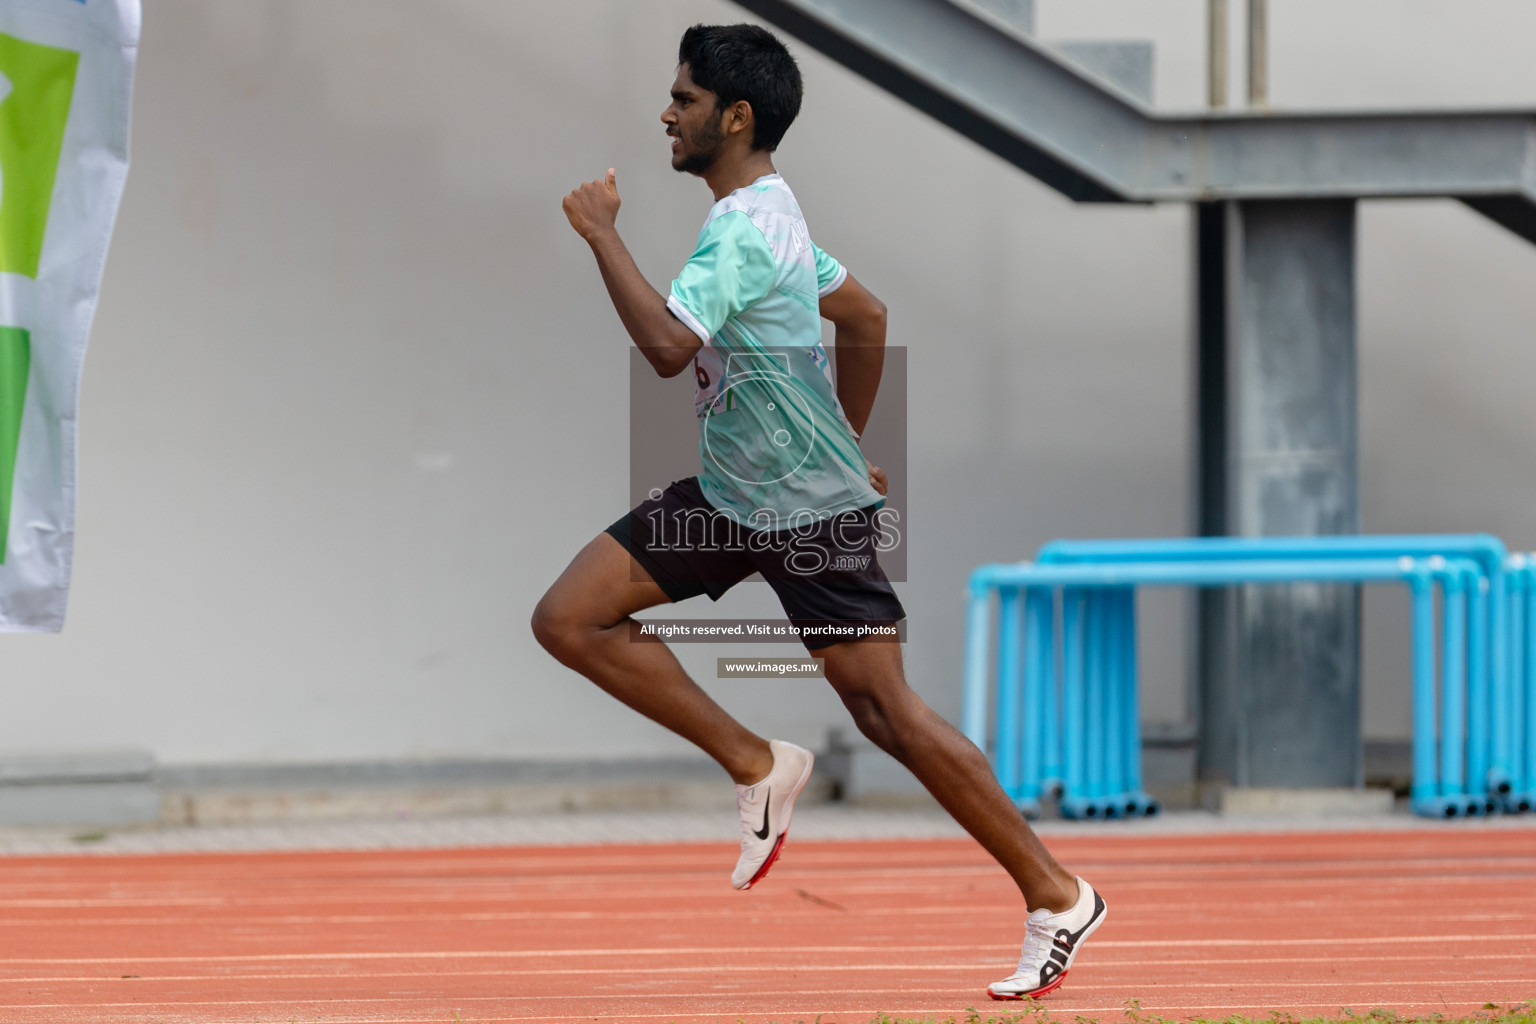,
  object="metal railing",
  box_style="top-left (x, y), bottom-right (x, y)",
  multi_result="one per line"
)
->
top-left (963, 534), bottom-right (1534, 820)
